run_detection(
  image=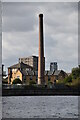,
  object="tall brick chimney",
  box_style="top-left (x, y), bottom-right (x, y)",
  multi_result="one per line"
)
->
top-left (38, 14), bottom-right (45, 85)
